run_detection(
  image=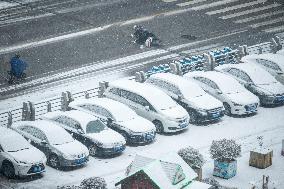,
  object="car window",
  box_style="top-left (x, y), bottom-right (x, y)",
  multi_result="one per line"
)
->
top-left (227, 68), bottom-right (240, 78)
top-left (166, 81), bottom-right (182, 96)
top-left (195, 77), bottom-right (218, 89)
top-left (121, 89), bottom-right (137, 102)
top-left (238, 70), bottom-right (252, 83)
top-left (54, 116), bottom-right (81, 130)
top-left (256, 59), bottom-right (281, 71)
top-left (86, 120), bottom-right (107, 134)
top-left (109, 87), bottom-right (121, 96)
top-left (20, 126), bottom-right (47, 142)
